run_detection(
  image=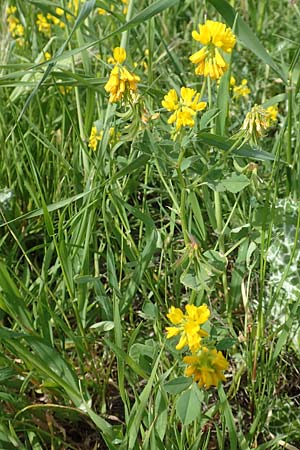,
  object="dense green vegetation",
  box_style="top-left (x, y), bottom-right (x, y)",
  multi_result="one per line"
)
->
top-left (0, 0), bottom-right (299, 448)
